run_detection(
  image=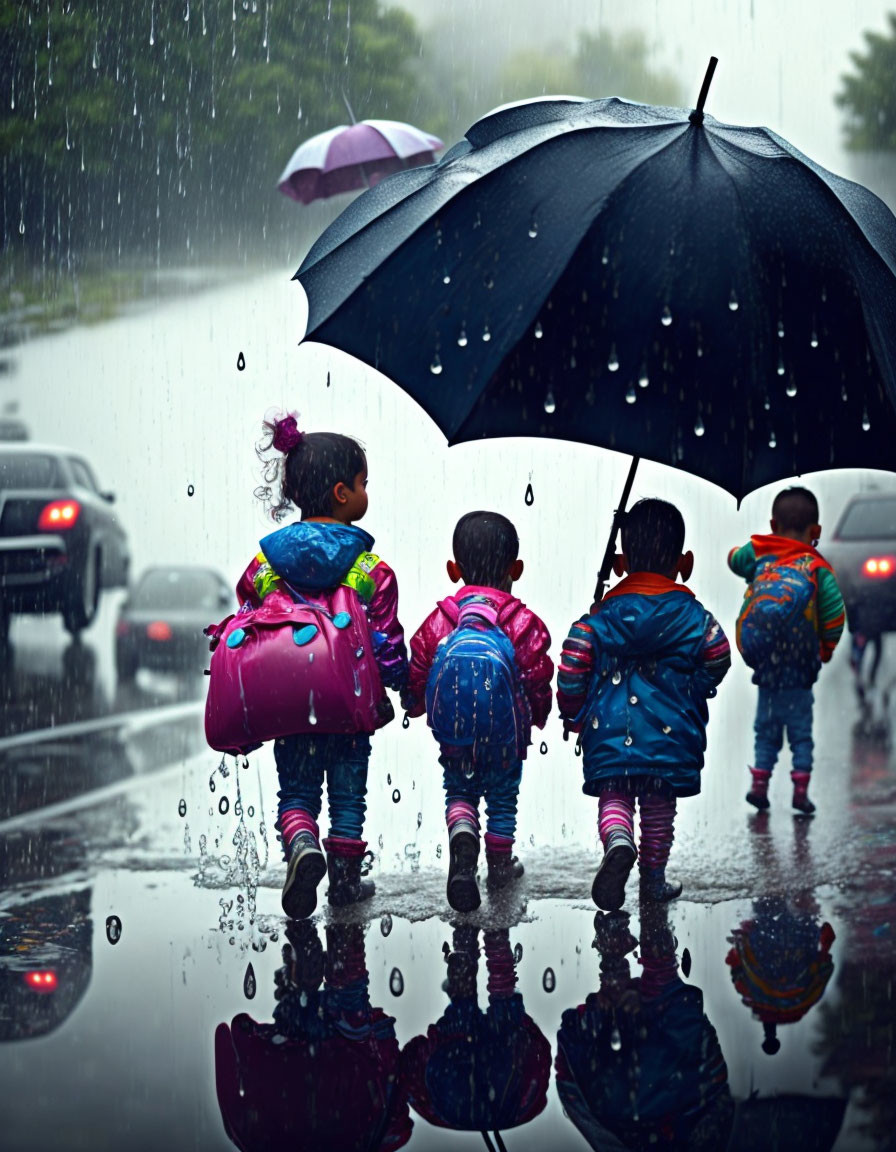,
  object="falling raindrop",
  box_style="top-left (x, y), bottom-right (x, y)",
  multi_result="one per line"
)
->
top-left (244, 963), bottom-right (256, 999)
top-left (219, 796), bottom-right (230, 815)
top-left (436, 843), bottom-right (442, 858)
top-left (769, 431), bottom-right (777, 448)
top-left (543, 391), bottom-right (556, 415)
top-left (381, 914), bottom-right (393, 937)
top-left (247, 806), bottom-right (255, 817)
top-left (610, 1027), bottom-right (622, 1051)
top-left (402, 713), bottom-right (410, 729)
top-left (389, 967), bottom-right (404, 996)
top-left (514, 943), bottom-right (523, 963)
top-left (841, 385), bottom-right (848, 402)
top-left (681, 948), bottom-right (692, 978)
top-left (430, 354), bottom-right (442, 376)
top-left (763, 396), bottom-right (771, 411)
top-left (810, 332), bottom-right (819, 349)
top-left (625, 386), bottom-right (636, 405)
top-left (178, 798), bottom-right (187, 817)
top-left (387, 774), bottom-right (392, 785)
top-left (728, 289), bottom-right (739, 312)
top-left (482, 325), bottom-right (491, 342)
top-left (694, 415), bottom-right (705, 437)
top-left (540, 741), bottom-right (548, 755)
top-left (528, 218), bottom-right (538, 238)
top-left (326, 371), bottom-right (331, 387)
top-left (862, 408), bottom-right (871, 432)
top-left (187, 484), bottom-right (195, 497)
top-left (777, 356), bottom-right (785, 376)
top-left (209, 776), bottom-right (216, 793)
top-left (457, 327), bottom-right (468, 348)
top-left (237, 351), bottom-right (246, 370)
top-left (607, 346), bottom-right (619, 372)
top-left (777, 320), bottom-right (785, 338)
top-left (542, 967), bottom-right (556, 993)
top-left (106, 916), bottom-right (122, 945)
top-left (638, 371), bottom-right (649, 389)
top-left (601, 246), bottom-right (609, 265)
top-left (533, 321), bottom-right (543, 339)
top-left (786, 379), bottom-right (797, 398)
top-left (524, 482), bottom-right (534, 506)
top-left (661, 306), bottom-right (672, 327)
top-left (392, 788), bottom-right (401, 803)
top-left (442, 272), bottom-right (451, 284)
